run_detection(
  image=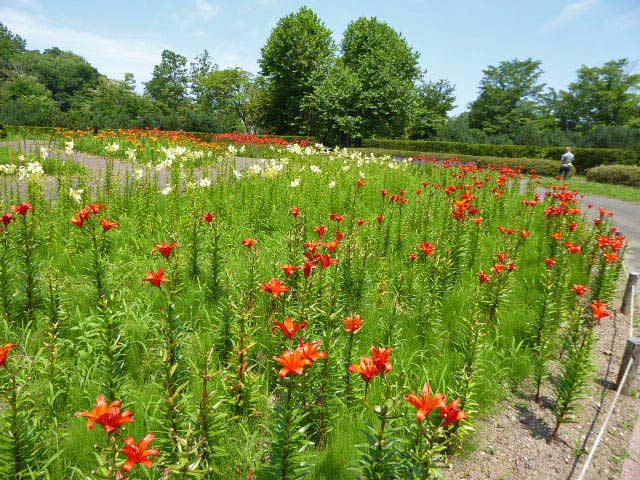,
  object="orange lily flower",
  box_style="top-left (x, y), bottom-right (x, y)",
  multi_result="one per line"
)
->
top-left (274, 349), bottom-right (307, 379)
top-left (371, 346), bottom-right (393, 373)
top-left (440, 398), bottom-right (468, 427)
top-left (121, 433), bottom-right (160, 472)
top-left (343, 315), bottom-right (364, 333)
top-left (297, 339), bottom-right (327, 365)
top-left (261, 278), bottom-right (290, 298)
top-left (142, 268), bottom-right (169, 288)
top-left (152, 241), bottom-right (179, 259)
top-left (272, 317), bottom-right (307, 340)
top-left (349, 356), bottom-right (379, 382)
top-left (590, 301), bottom-right (611, 323)
top-left (75, 395), bottom-right (134, 433)
top-left (100, 218), bottom-right (119, 231)
top-left (0, 343), bottom-right (16, 367)
top-left (405, 383), bottom-right (446, 423)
